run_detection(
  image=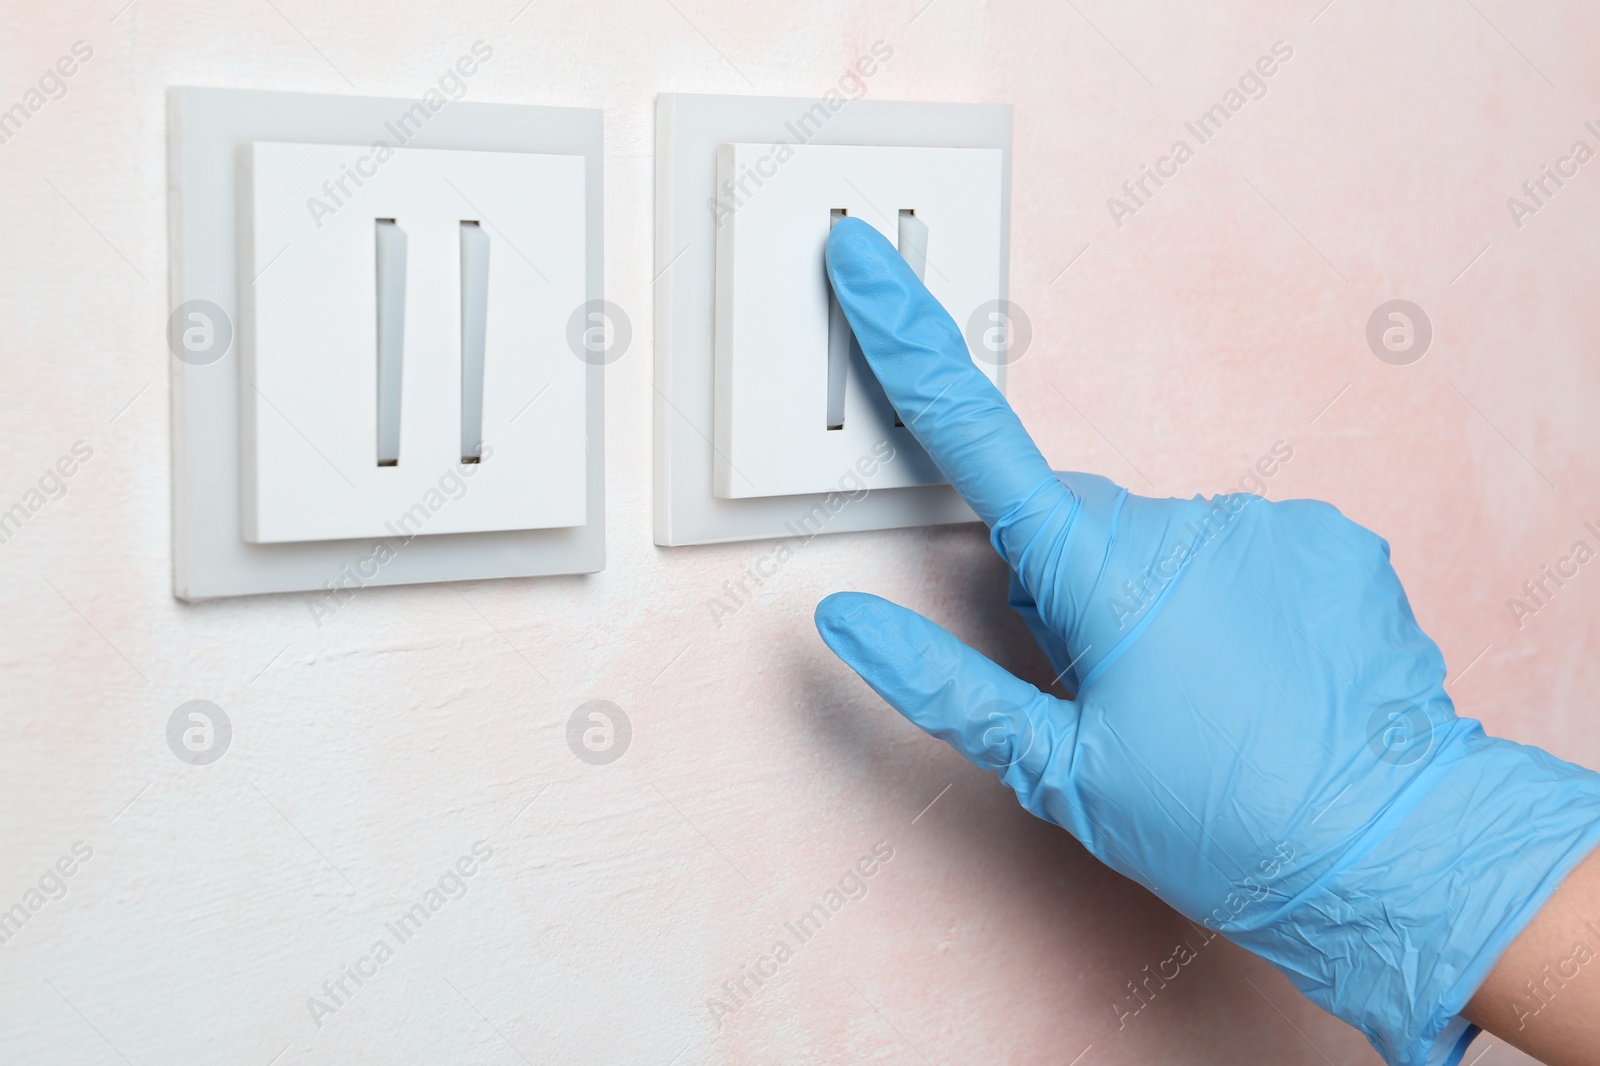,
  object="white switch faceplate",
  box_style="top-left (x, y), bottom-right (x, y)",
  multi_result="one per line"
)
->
top-left (242, 143), bottom-right (587, 543)
top-left (655, 93), bottom-right (1012, 547)
top-left (714, 143), bottom-right (1004, 500)
top-left (168, 88), bottom-right (605, 601)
